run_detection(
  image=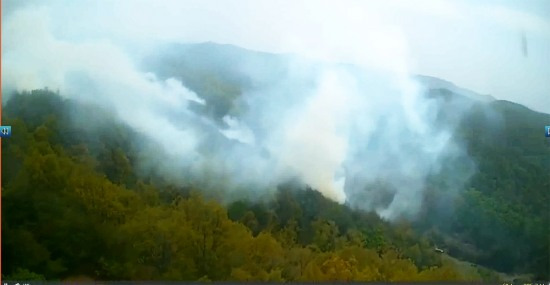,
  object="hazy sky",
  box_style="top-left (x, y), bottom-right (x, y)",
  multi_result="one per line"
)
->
top-left (3, 0), bottom-right (550, 112)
